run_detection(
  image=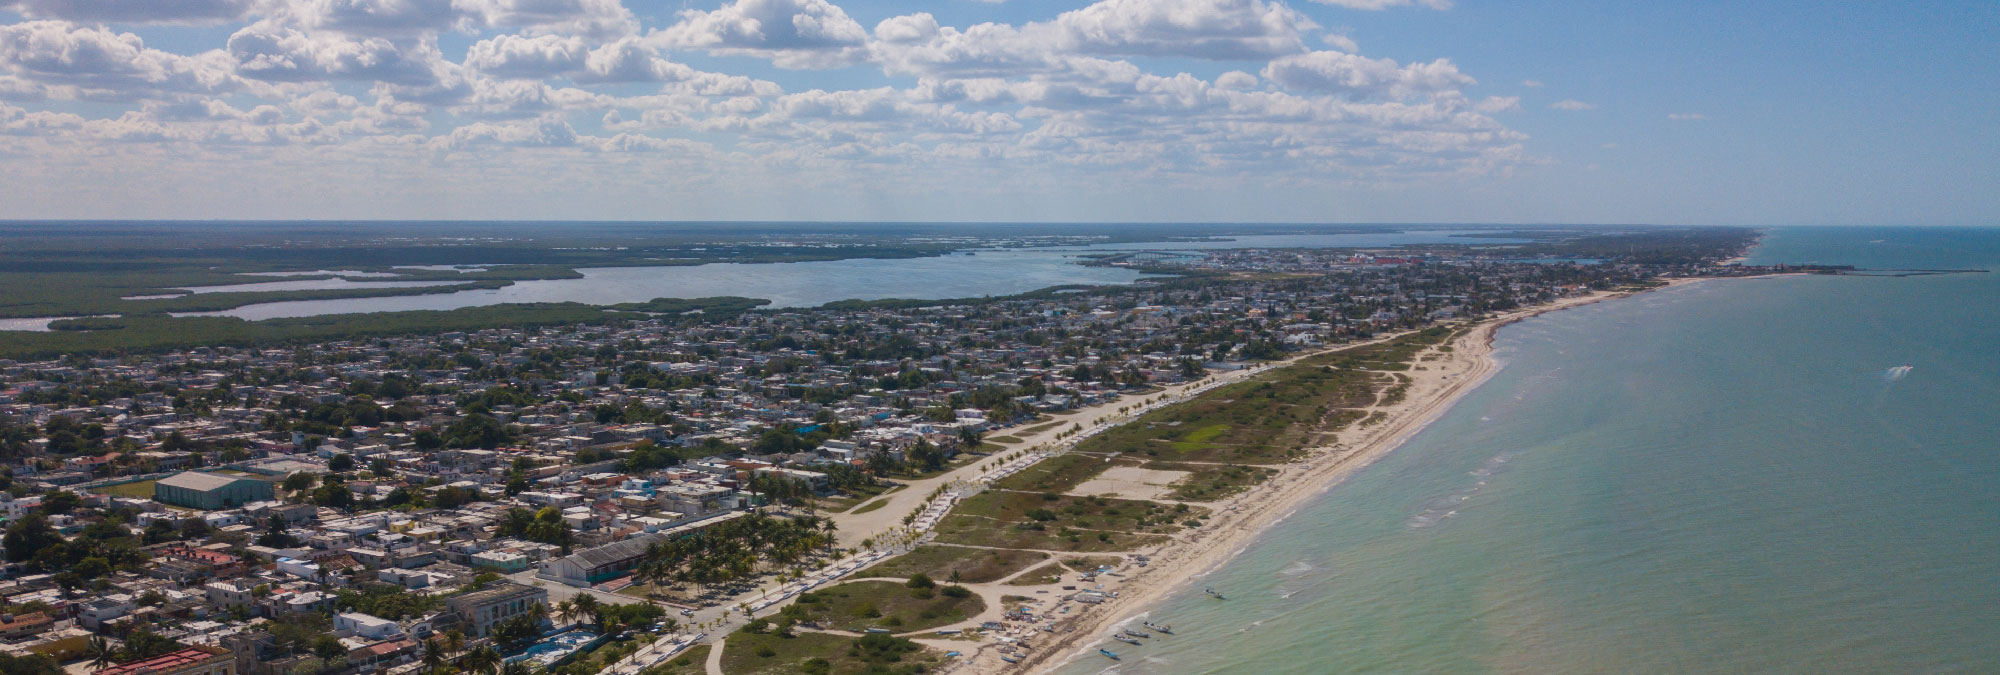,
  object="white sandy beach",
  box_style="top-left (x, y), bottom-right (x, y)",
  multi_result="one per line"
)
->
top-left (951, 280), bottom-right (1699, 674)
